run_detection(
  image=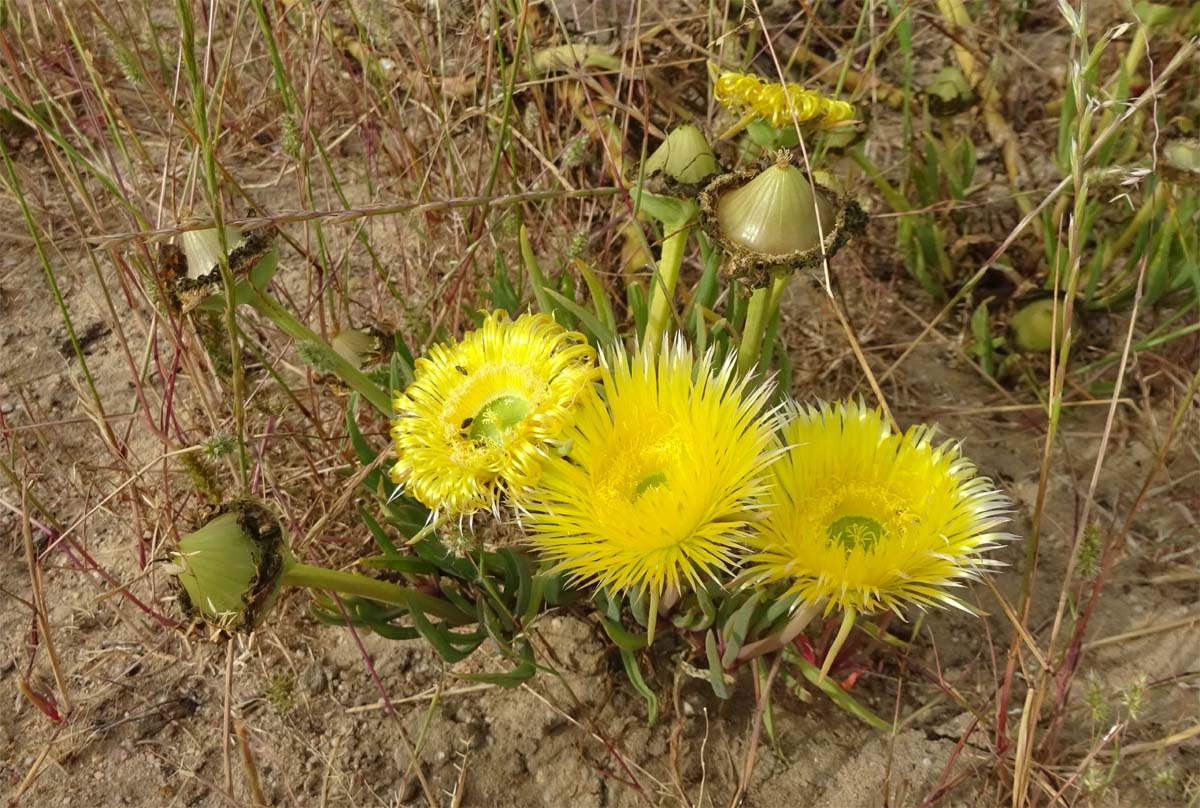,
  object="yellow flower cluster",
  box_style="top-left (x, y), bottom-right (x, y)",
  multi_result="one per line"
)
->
top-left (392, 314), bottom-right (1010, 630)
top-left (714, 71), bottom-right (855, 130)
